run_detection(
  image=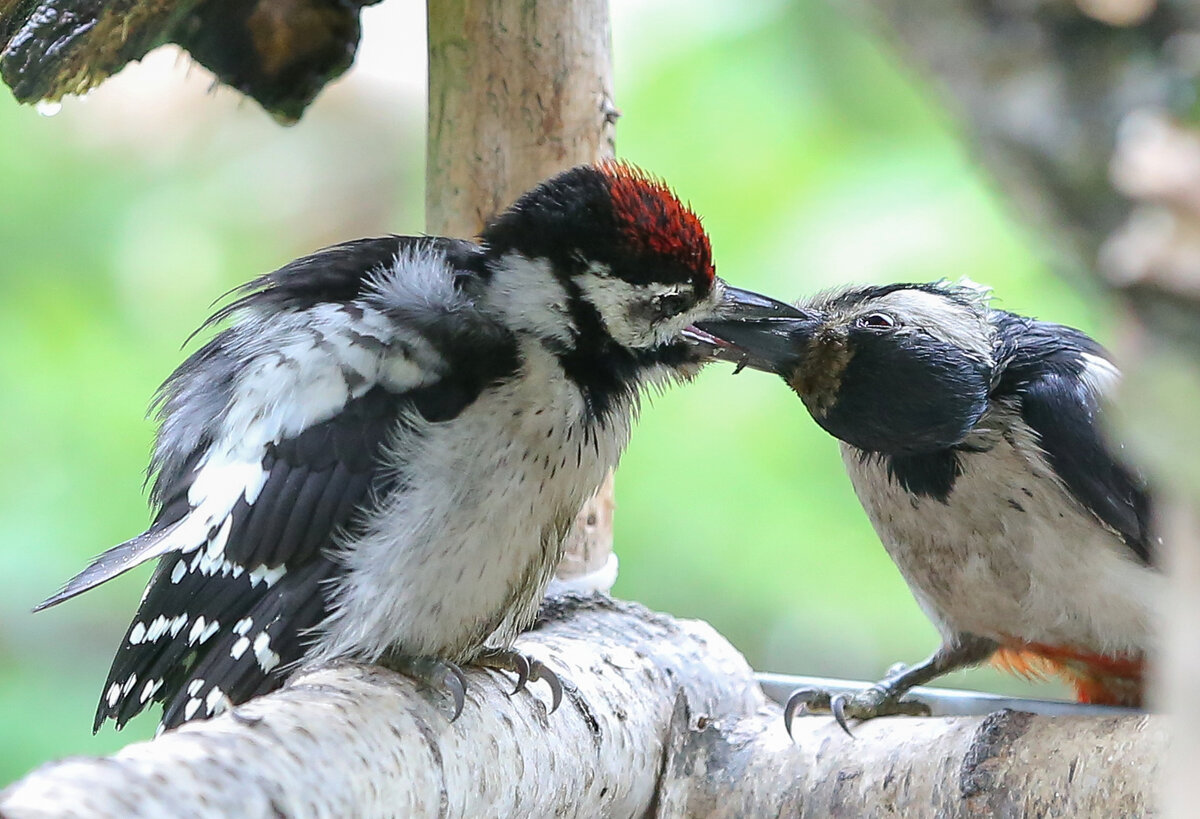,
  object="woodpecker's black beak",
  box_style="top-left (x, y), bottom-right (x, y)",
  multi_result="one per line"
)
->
top-left (685, 288), bottom-right (822, 375)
